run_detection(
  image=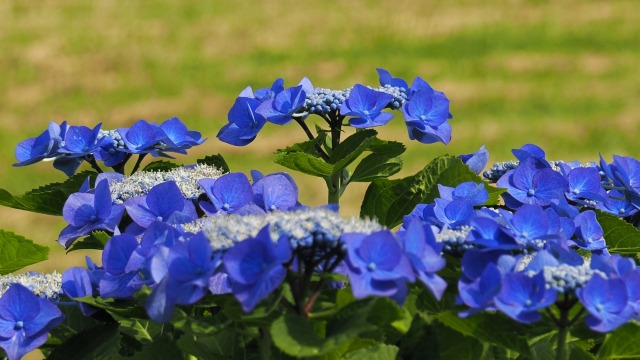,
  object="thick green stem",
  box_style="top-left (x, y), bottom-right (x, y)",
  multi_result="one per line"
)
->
top-left (556, 320), bottom-right (568, 360)
top-left (327, 113), bottom-right (343, 205)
